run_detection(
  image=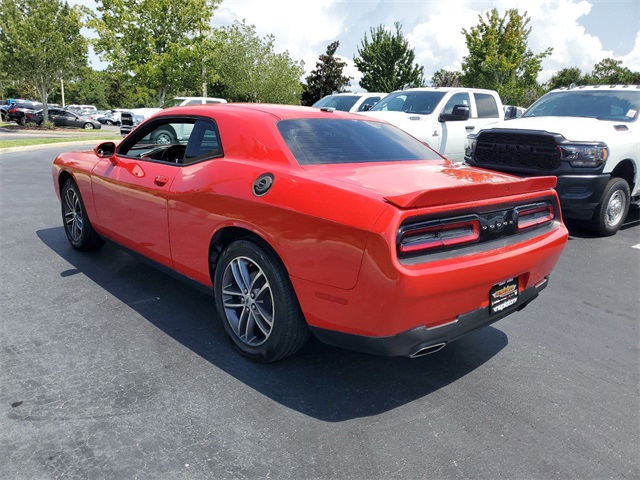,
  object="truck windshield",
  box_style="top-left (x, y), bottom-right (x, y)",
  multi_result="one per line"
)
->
top-left (369, 91), bottom-right (446, 115)
top-left (523, 90), bottom-right (640, 122)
